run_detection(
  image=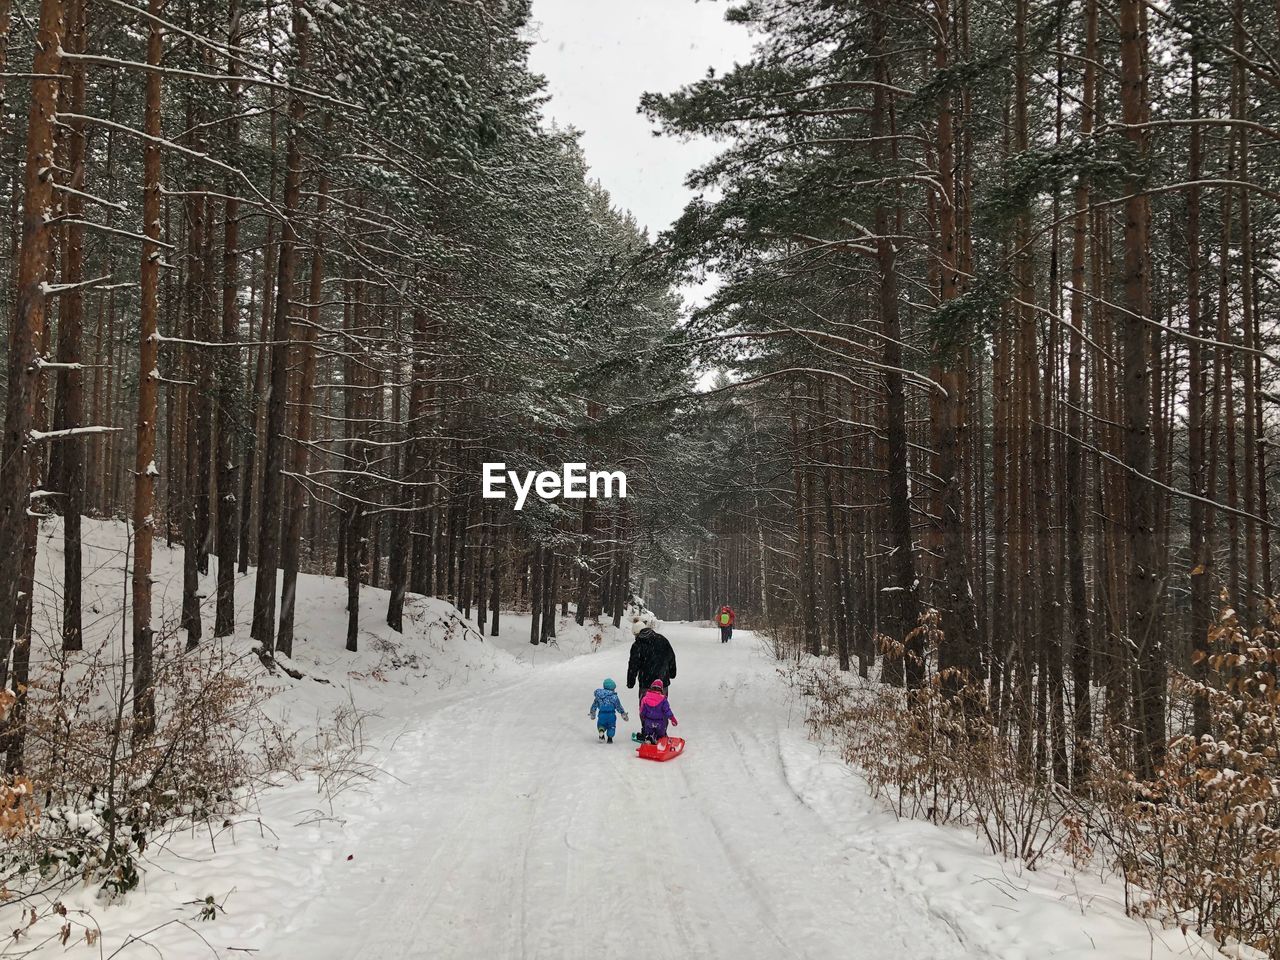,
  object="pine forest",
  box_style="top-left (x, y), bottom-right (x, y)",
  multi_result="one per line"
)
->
top-left (0, 0), bottom-right (1278, 957)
